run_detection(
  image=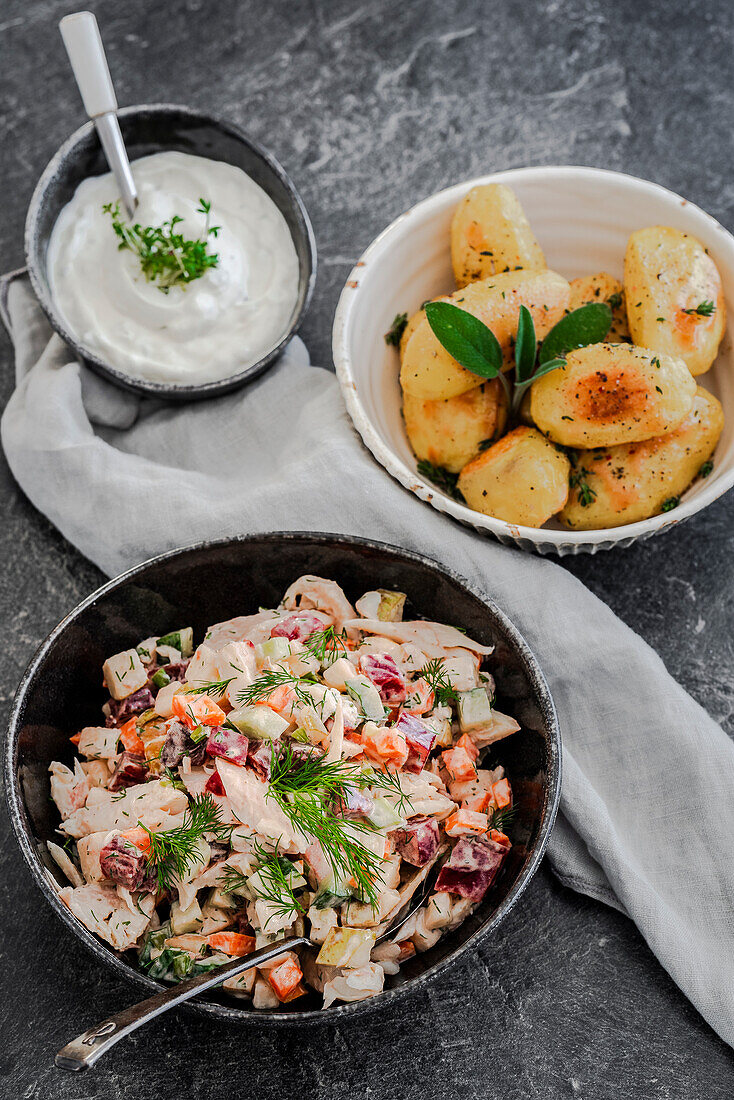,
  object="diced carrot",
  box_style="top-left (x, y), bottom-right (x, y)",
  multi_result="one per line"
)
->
top-left (456, 733), bottom-right (479, 762)
top-left (397, 939), bottom-right (416, 961)
top-left (362, 726), bottom-right (409, 769)
top-left (172, 692), bottom-right (226, 729)
top-left (280, 982), bottom-right (308, 1003)
top-left (207, 932), bottom-right (256, 957)
top-left (463, 790), bottom-right (491, 813)
top-left (119, 715), bottom-right (145, 754)
top-left (492, 778), bottom-right (512, 808)
top-left (403, 677), bottom-right (434, 715)
top-left (268, 957), bottom-right (304, 1001)
top-left (490, 829), bottom-right (511, 847)
top-left (69, 734), bottom-right (81, 746)
top-left (119, 826), bottom-right (151, 854)
top-left (441, 746), bottom-right (477, 782)
top-left (444, 808), bottom-right (489, 837)
top-left (254, 683), bottom-right (296, 715)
